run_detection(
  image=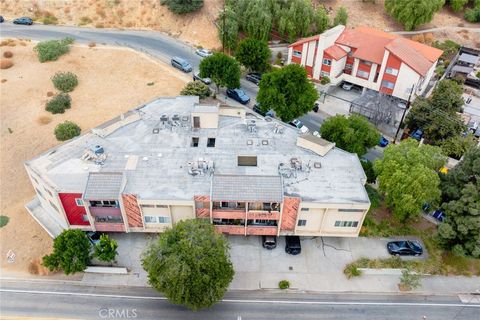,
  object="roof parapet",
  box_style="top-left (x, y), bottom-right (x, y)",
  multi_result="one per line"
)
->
top-left (296, 135), bottom-right (335, 156)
